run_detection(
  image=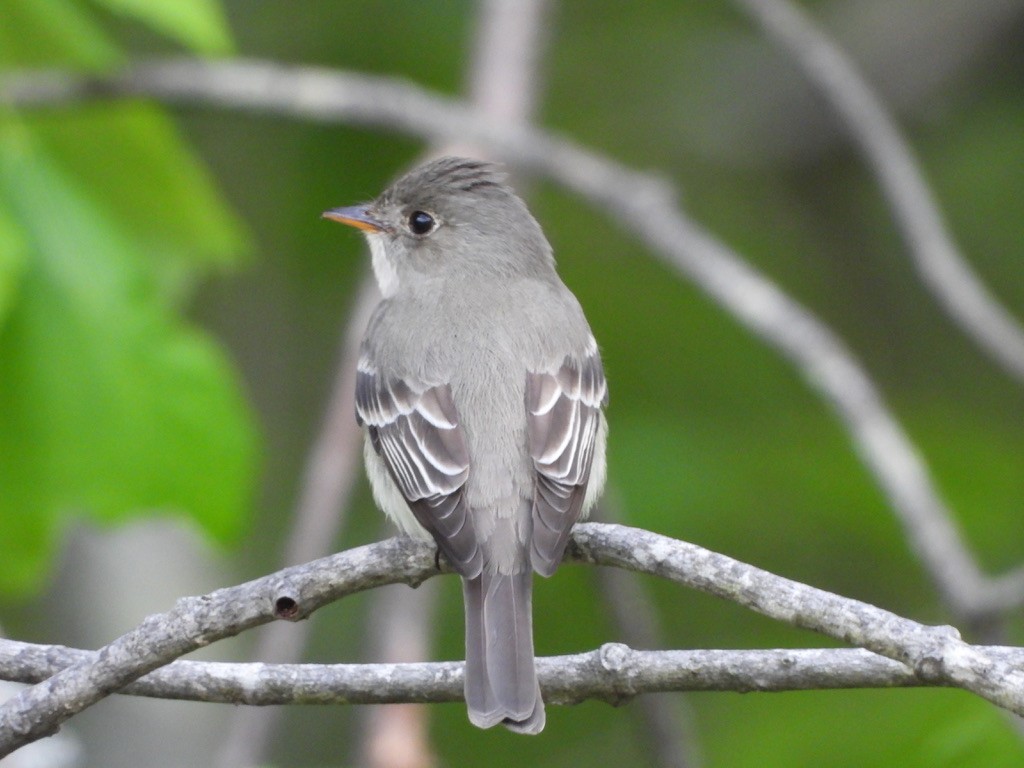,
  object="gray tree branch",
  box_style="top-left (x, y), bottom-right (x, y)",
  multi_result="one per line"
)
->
top-left (1, 524), bottom-right (1024, 758)
top-left (735, 0), bottom-right (1024, 384)
top-left (4, 60), bottom-right (1022, 620)
top-left (0, 535), bottom-right (423, 757)
top-left (5, 637), bottom-right (1024, 705)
